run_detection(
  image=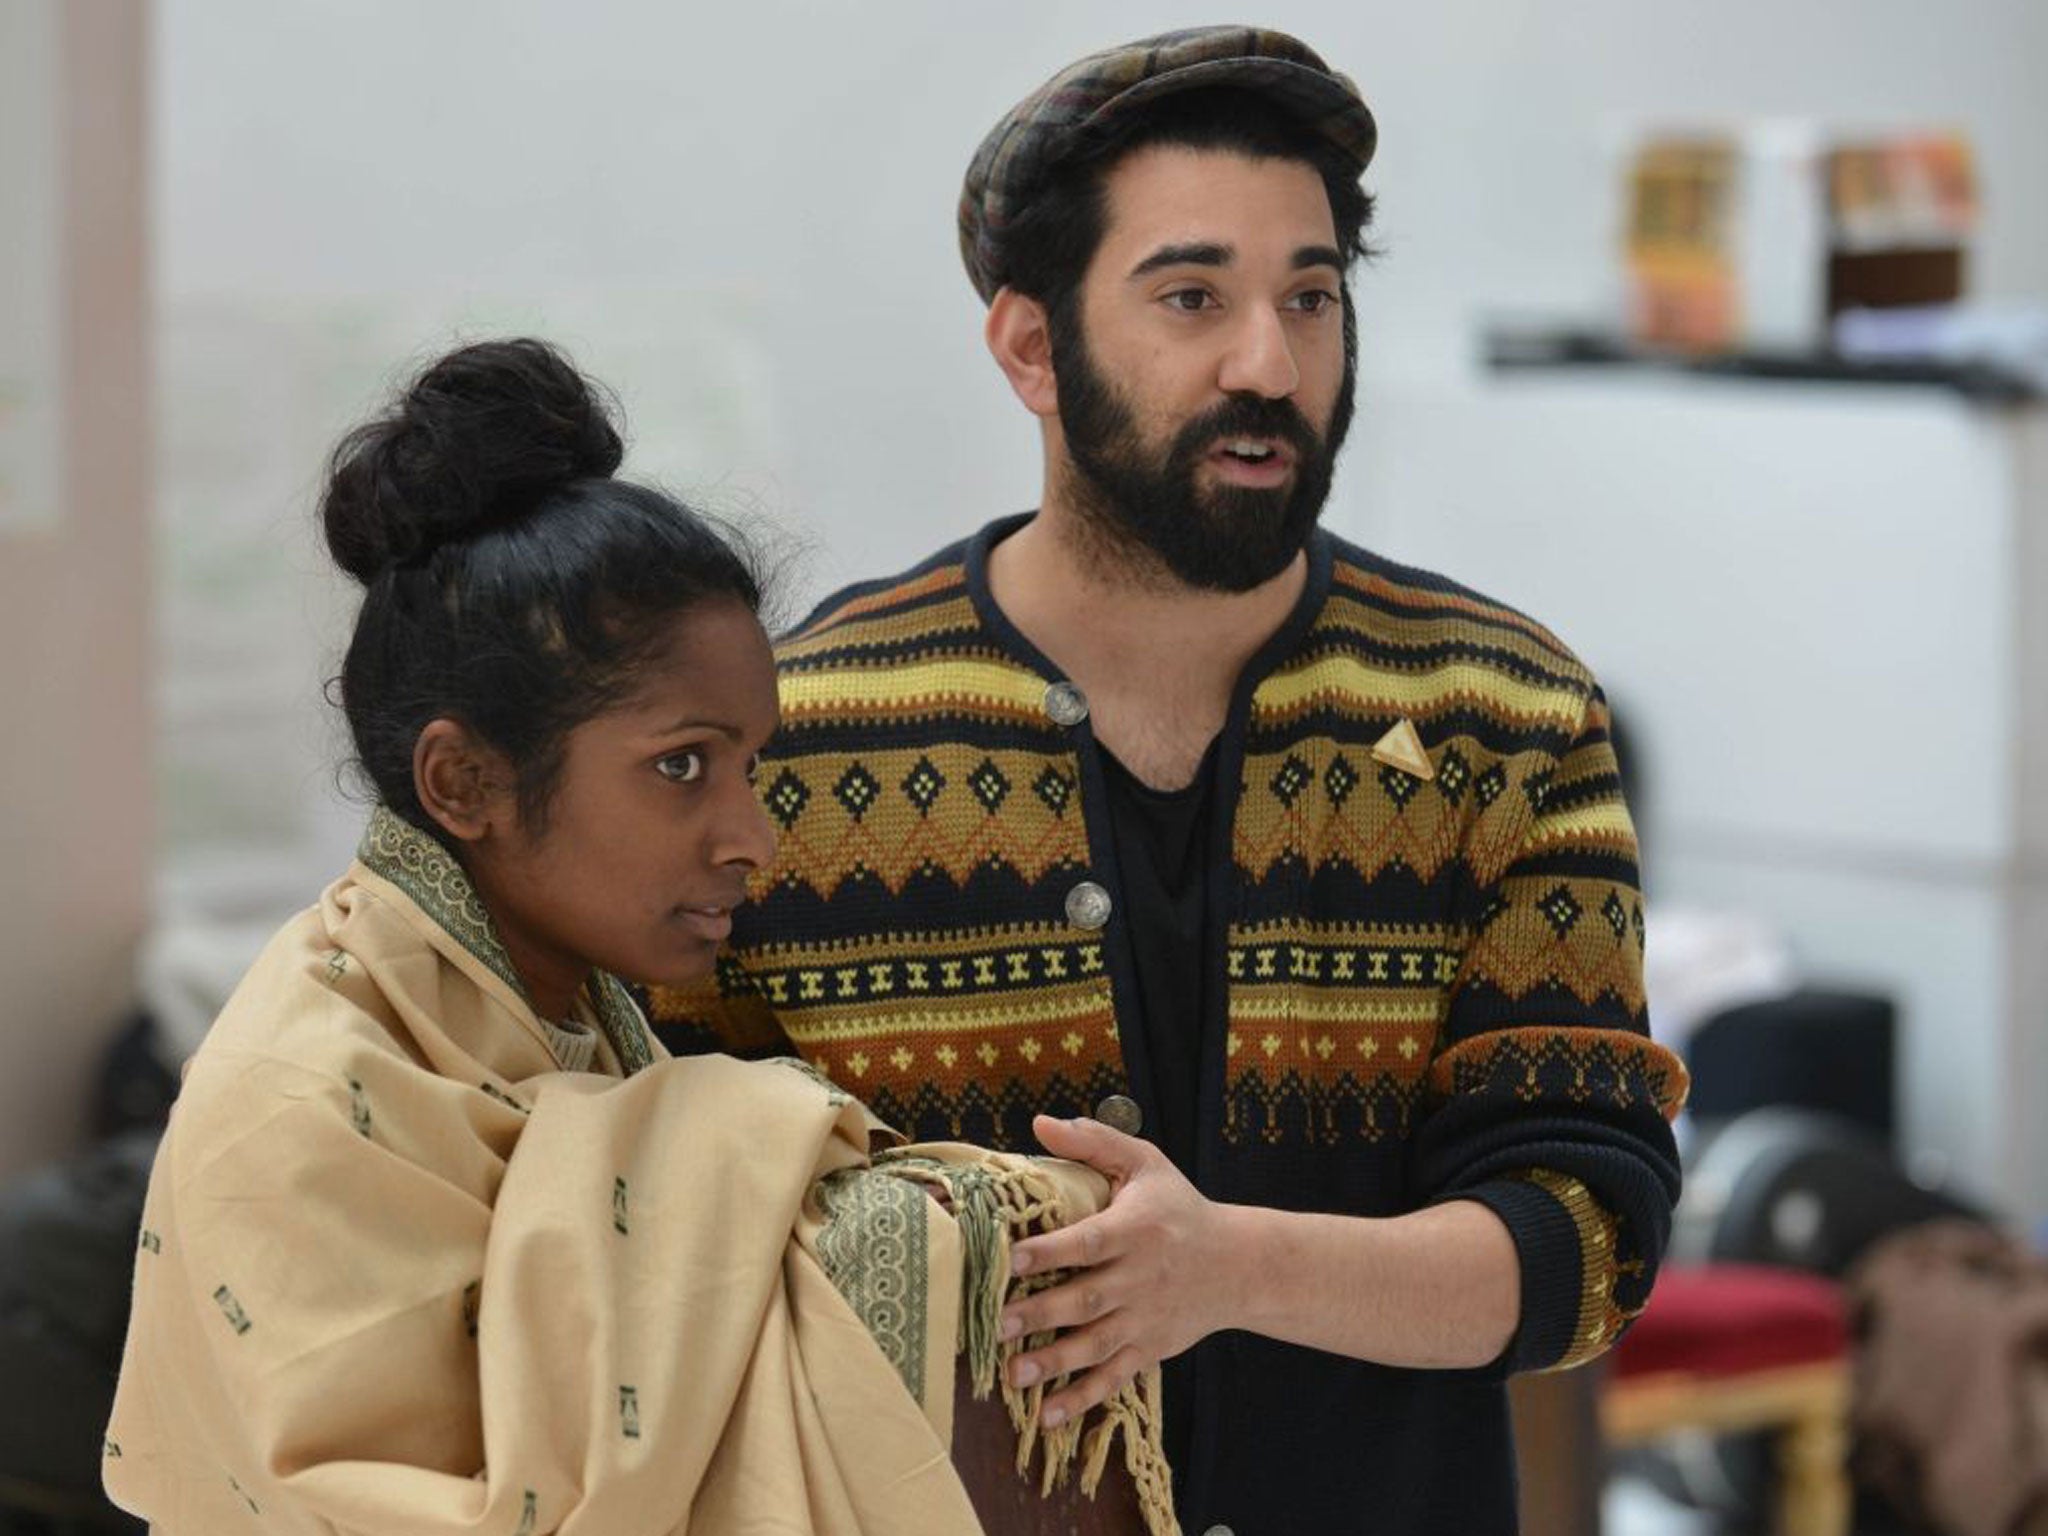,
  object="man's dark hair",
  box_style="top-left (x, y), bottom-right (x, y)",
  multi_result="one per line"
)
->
top-left (996, 86), bottom-right (1376, 337)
